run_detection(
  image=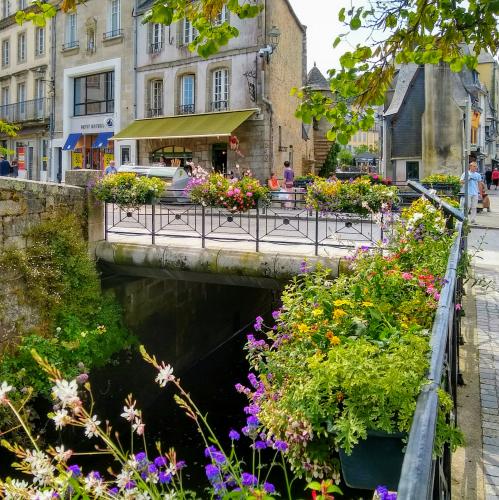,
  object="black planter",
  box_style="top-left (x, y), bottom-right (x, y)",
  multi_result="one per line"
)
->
top-left (339, 431), bottom-right (405, 490)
